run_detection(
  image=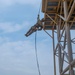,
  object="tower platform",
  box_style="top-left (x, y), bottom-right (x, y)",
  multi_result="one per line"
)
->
top-left (42, 0), bottom-right (75, 30)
